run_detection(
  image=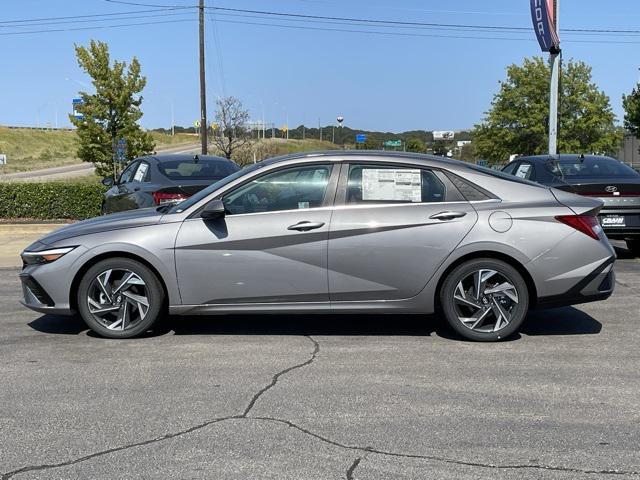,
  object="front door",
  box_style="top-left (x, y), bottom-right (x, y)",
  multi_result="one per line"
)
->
top-left (175, 163), bottom-right (337, 305)
top-left (328, 163), bottom-right (478, 301)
